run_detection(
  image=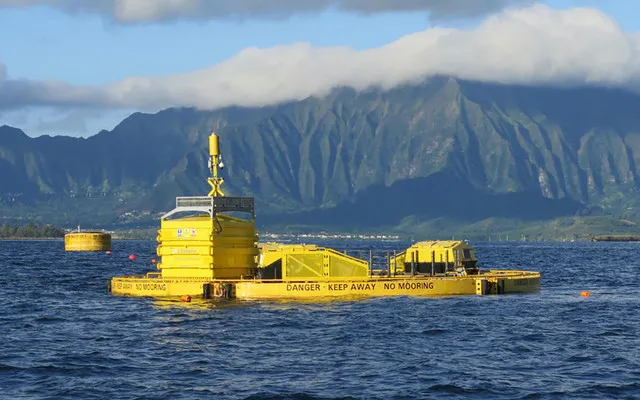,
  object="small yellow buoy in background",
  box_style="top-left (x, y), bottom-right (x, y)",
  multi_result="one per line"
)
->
top-left (180, 295), bottom-right (191, 302)
top-left (65, 226), bottom-right (111, 252)
top-left (581, 291), bottom-right (591, 297)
